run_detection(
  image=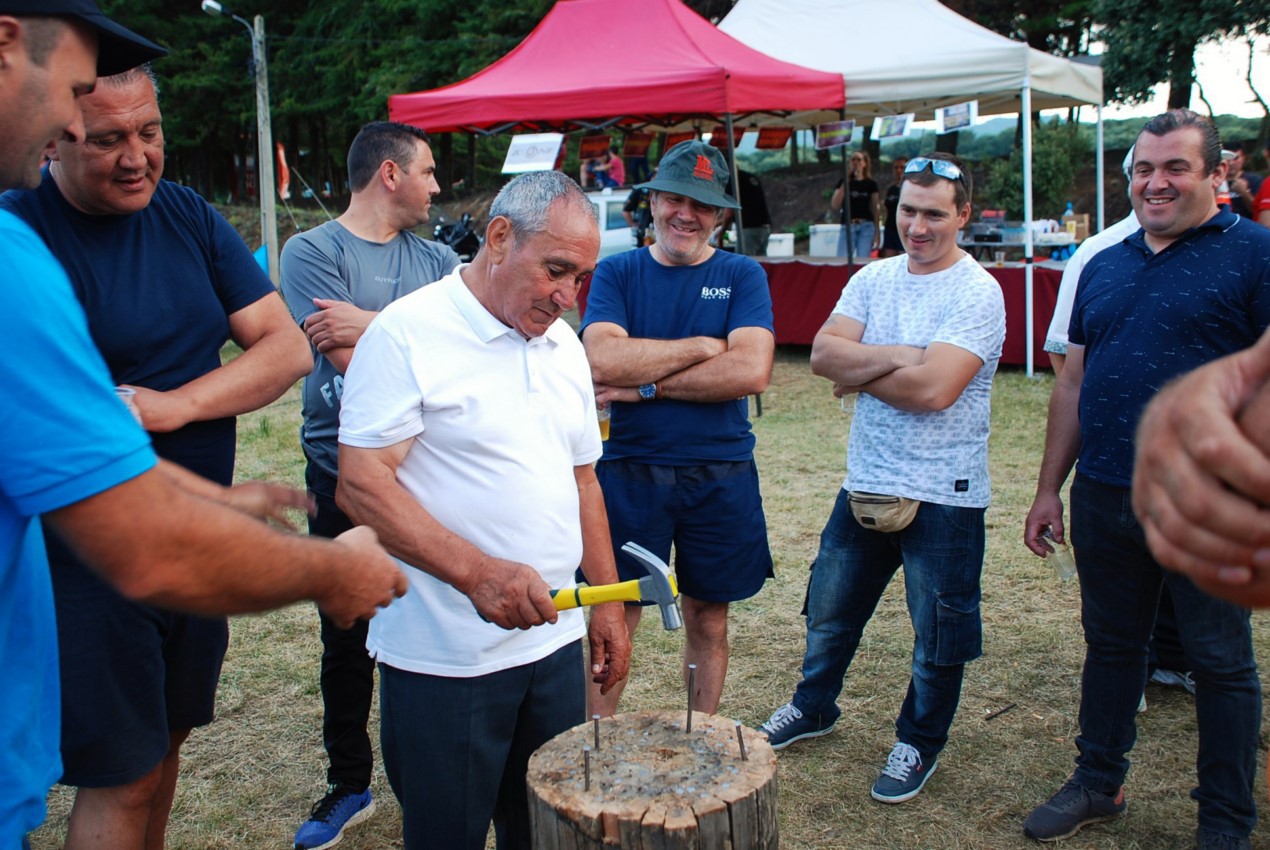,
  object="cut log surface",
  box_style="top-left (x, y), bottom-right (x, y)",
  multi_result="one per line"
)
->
top-left (527, 710), bottom-right (778, 849)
